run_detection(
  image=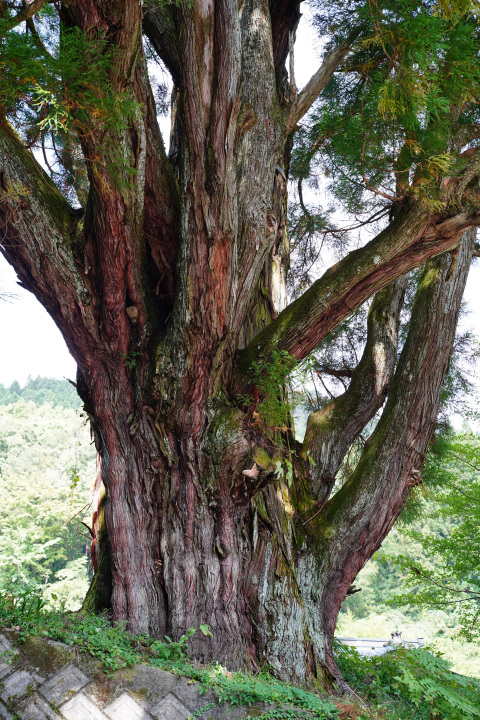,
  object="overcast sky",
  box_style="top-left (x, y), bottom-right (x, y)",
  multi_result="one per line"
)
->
top-left (1, 10), bottom-right (480, 390)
